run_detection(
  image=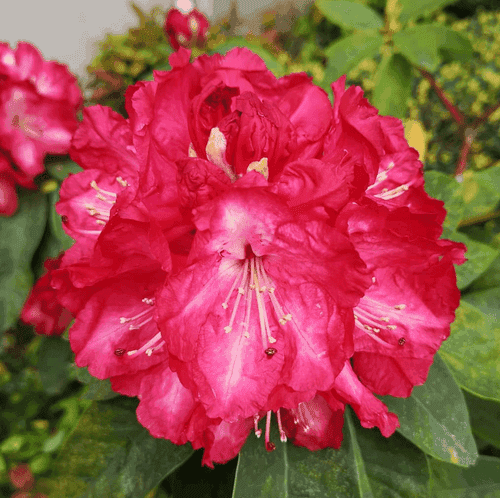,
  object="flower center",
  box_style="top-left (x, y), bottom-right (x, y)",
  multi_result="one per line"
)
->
top-left (354, 291), bottom-right (407, 348)
top-left (366, 160), bottom-right (414, 200)
top-left (113, 297), bottom-right (165, 357)
top-left (222, 256), bottom-right (292, 351)
top-left (84, 178), bottom-right (127, 226)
